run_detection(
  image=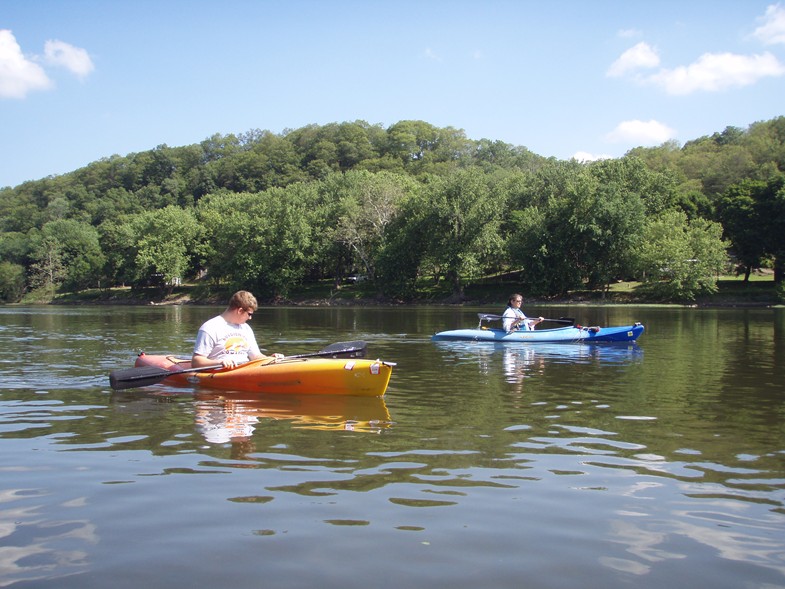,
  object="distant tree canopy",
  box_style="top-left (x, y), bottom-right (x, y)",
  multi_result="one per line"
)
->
top-left (1, 116), bottom-right (784, 303)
